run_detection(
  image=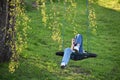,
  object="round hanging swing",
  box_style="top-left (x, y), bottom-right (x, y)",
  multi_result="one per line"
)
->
top-left (56, 0), bottom-right (97, 61)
